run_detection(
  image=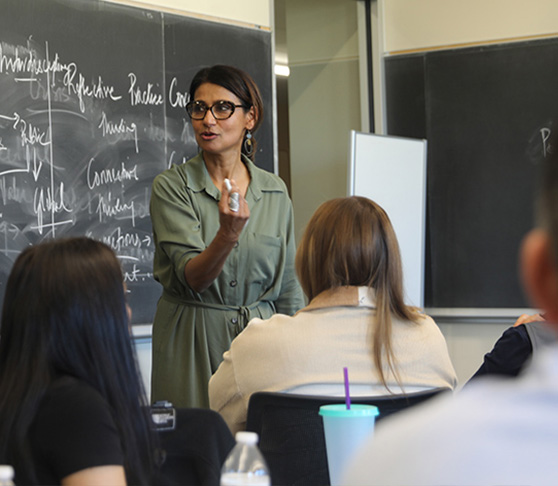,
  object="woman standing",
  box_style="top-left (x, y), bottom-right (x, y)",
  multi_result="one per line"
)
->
top-left (150, 65), bottom-right (304, 408)
top-left (0, 238), bottom-right (156, 485)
